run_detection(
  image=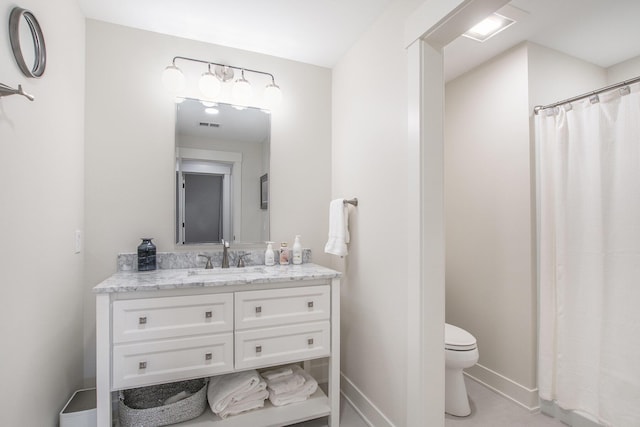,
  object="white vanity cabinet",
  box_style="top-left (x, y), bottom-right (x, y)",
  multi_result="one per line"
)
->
top-left (95, 265), bottom-right (340, 427)
top-left (111, 293), bottom-right (235, 390)
top-left (234, 286), bottom-right (331, 370)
